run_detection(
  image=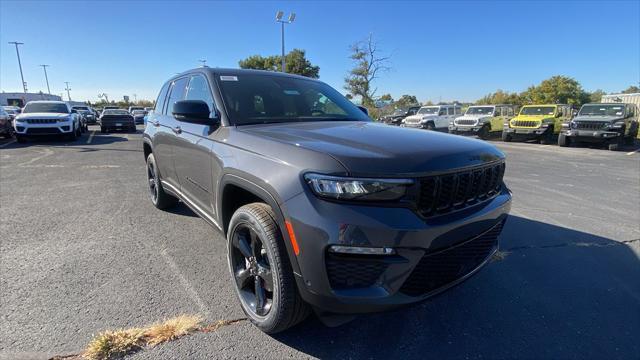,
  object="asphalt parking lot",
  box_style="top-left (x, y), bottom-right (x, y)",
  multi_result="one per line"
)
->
top-left (1, 126), bottom-right (639, 360)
